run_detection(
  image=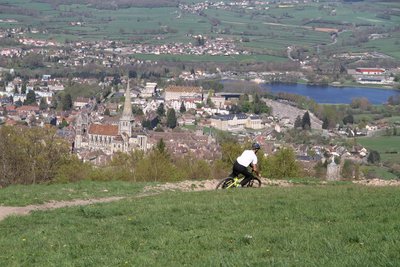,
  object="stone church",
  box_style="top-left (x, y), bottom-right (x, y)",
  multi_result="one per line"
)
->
top-left (74, 80), bottom-right (147, 155)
